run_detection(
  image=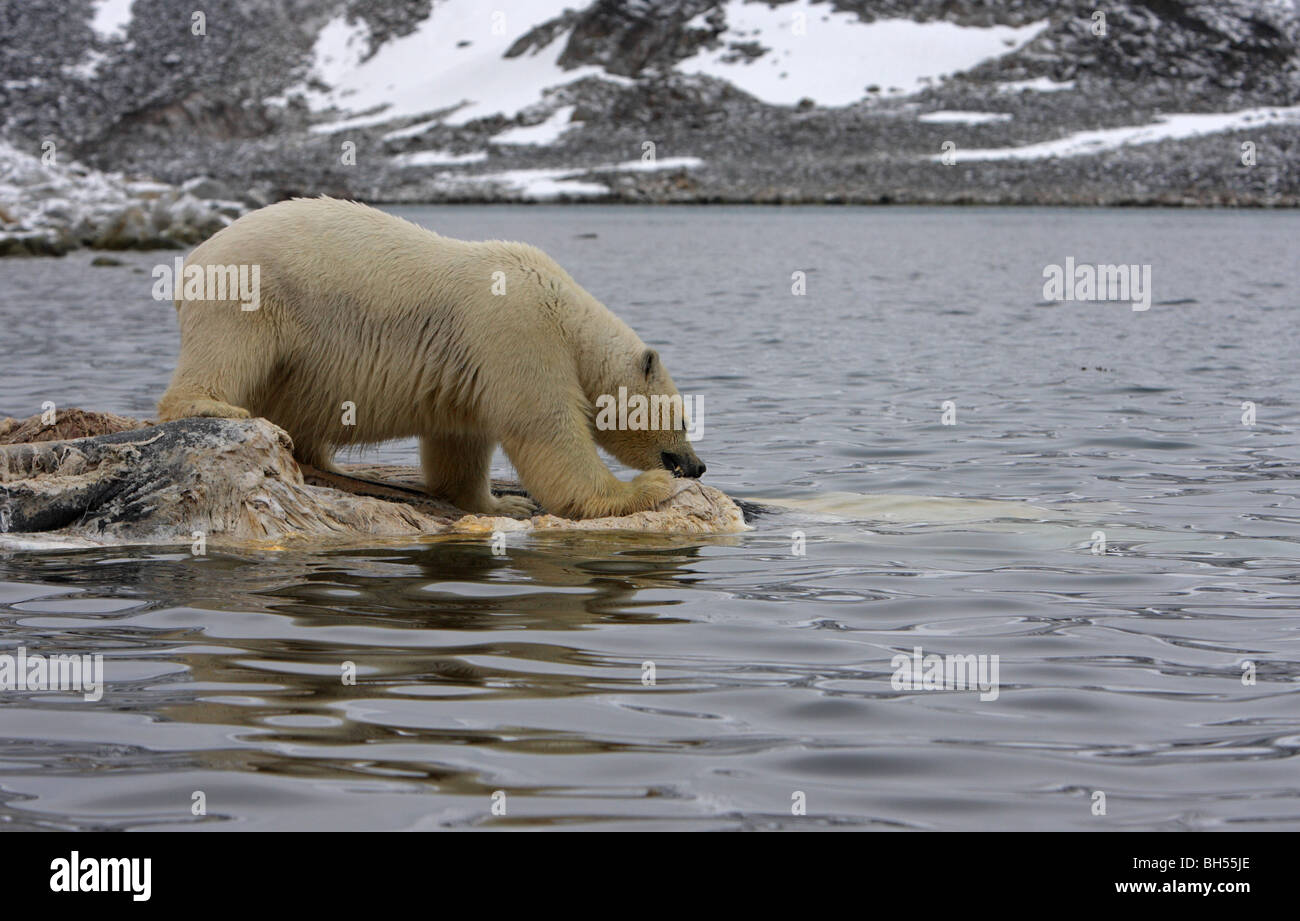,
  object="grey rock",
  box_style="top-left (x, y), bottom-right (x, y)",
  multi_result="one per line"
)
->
top-left (241, 185), bottom-right (272, 209)
top-left (180, 175), bottom-right (234, 201)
